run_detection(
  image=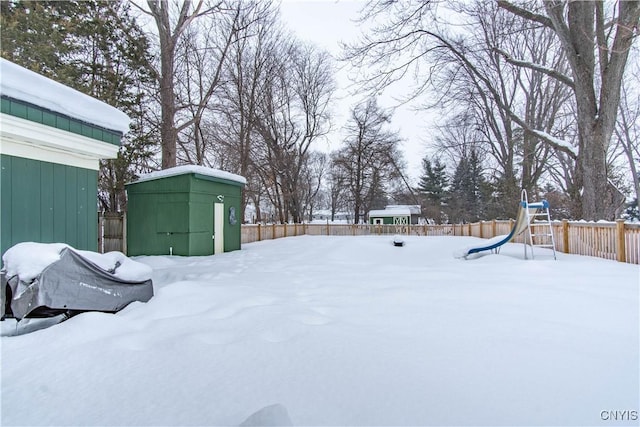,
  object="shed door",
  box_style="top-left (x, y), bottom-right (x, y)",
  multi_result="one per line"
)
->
top-left (214, 203), bottom-right (224, 254)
